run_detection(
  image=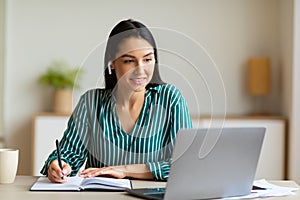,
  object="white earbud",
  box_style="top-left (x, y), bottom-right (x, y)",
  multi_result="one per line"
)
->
top-left (108, 61), bottom-right (112, 75)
